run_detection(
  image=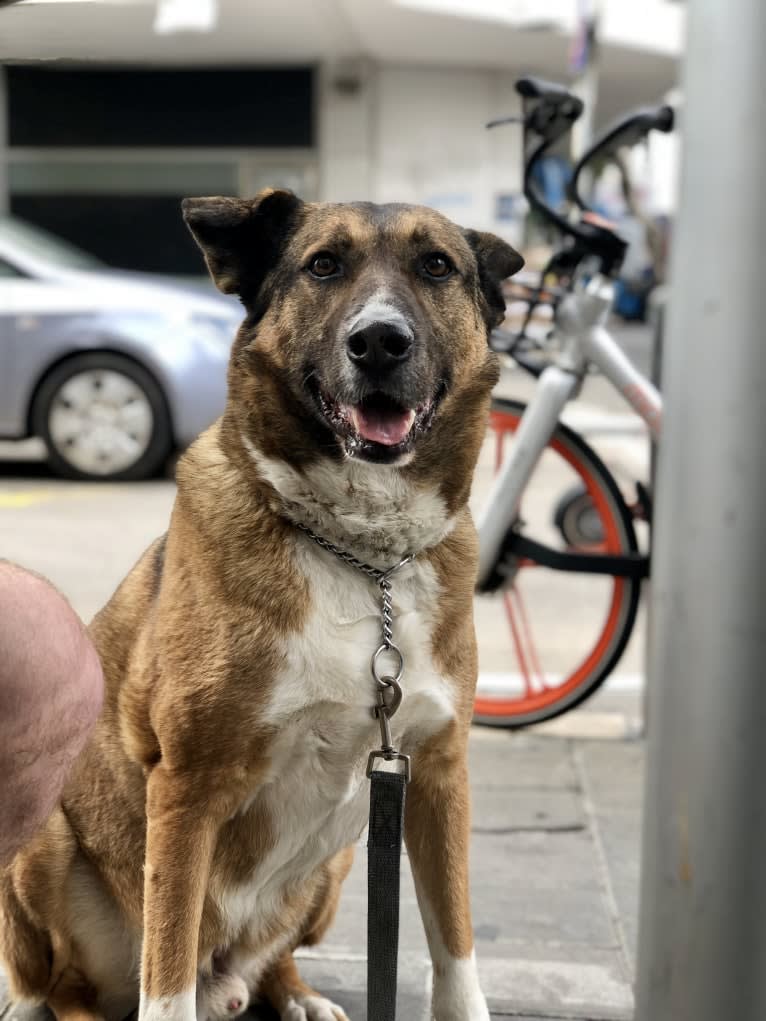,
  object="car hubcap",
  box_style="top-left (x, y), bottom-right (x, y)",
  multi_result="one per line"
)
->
top-left (48, 369), bottom-right (154, 475)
